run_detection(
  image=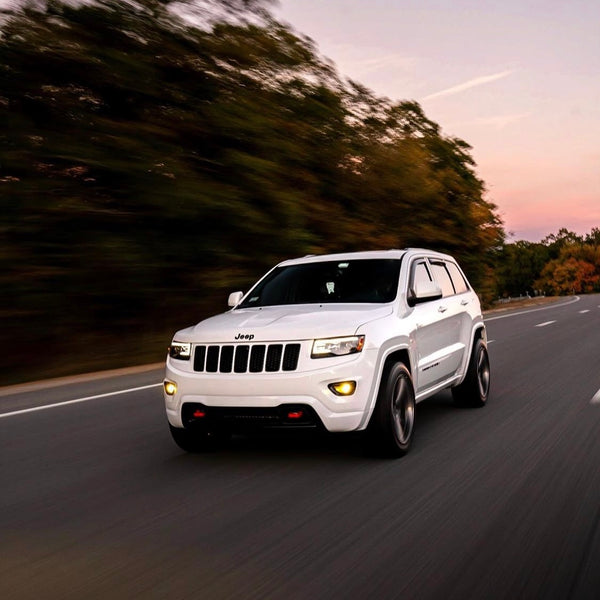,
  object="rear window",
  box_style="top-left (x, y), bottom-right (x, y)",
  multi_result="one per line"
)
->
top-left (446, 262), bottom-right (470, 294)
top-left (238, 259), bottom-right (401, 308)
